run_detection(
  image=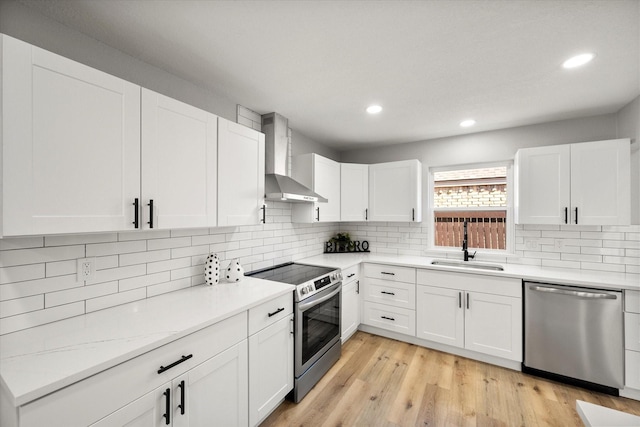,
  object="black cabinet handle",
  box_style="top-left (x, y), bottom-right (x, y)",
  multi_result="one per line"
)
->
top-left (575, 207), bottom-right (578, 224)
top-left (163, 388), bottom-right (170, 425)
top-left (381, 315), bottom-right (395, 321)
top-left (316, 207), bottom-right (320, 222)
top-left (365, 208), bottom-right (368, 221)
top-left (466, 293), bottom-right (470, 310)
top-left (356, 280), bottom-right (359, 294)
top-left (261, 204), bottom-right (266, 223)
top-left (148, 199), bottom-right (155, 229)
top-left (133, 198), bottom-right (139, 228)
top-left (381, 291), bottom-right (395, 296)
top-left (178, 380), bottom-right (185, 415)
top-left (347, 273), bottom-right (355, 278)
top-left (381, 272), bottom-right (395, 276)
top-left (412, 208), bottom-right (415, 221)
top-left (268, 307), bottom-right (285, 317)
top-left (564, 207), bottom-right (568, 224)
top-left (458, 292), bottom-right (462, 308)
top-left (158, 354), bottom-right (193, 374)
